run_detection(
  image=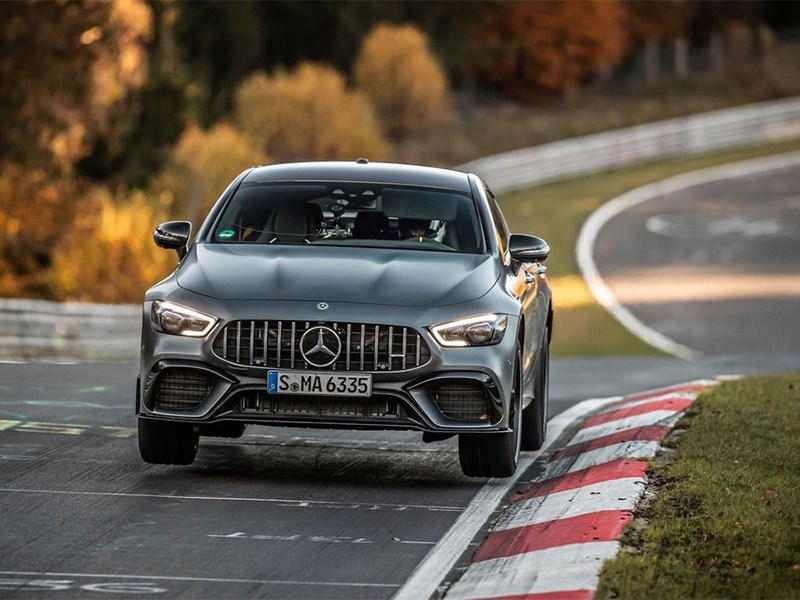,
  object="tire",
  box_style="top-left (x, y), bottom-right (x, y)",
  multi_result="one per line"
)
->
top-left (199, 423), bottom-right (246, 438)
top-left (138, 418), bottom-right (199, 465)
top-left (458, 343), bottom-right (522, 478)
top-left (521, 329), bottom-right (549, 451)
